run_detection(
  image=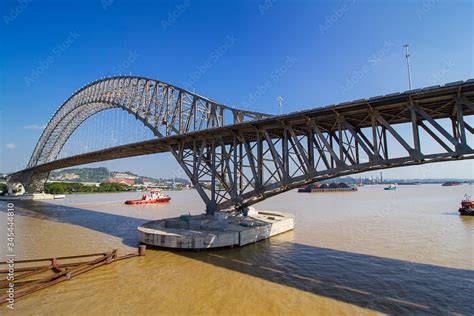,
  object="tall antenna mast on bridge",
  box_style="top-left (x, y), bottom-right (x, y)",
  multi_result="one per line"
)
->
top-left (277, 96), bottom-right (284, 115)
top-left (403, 44), bottom-right (412, 90)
